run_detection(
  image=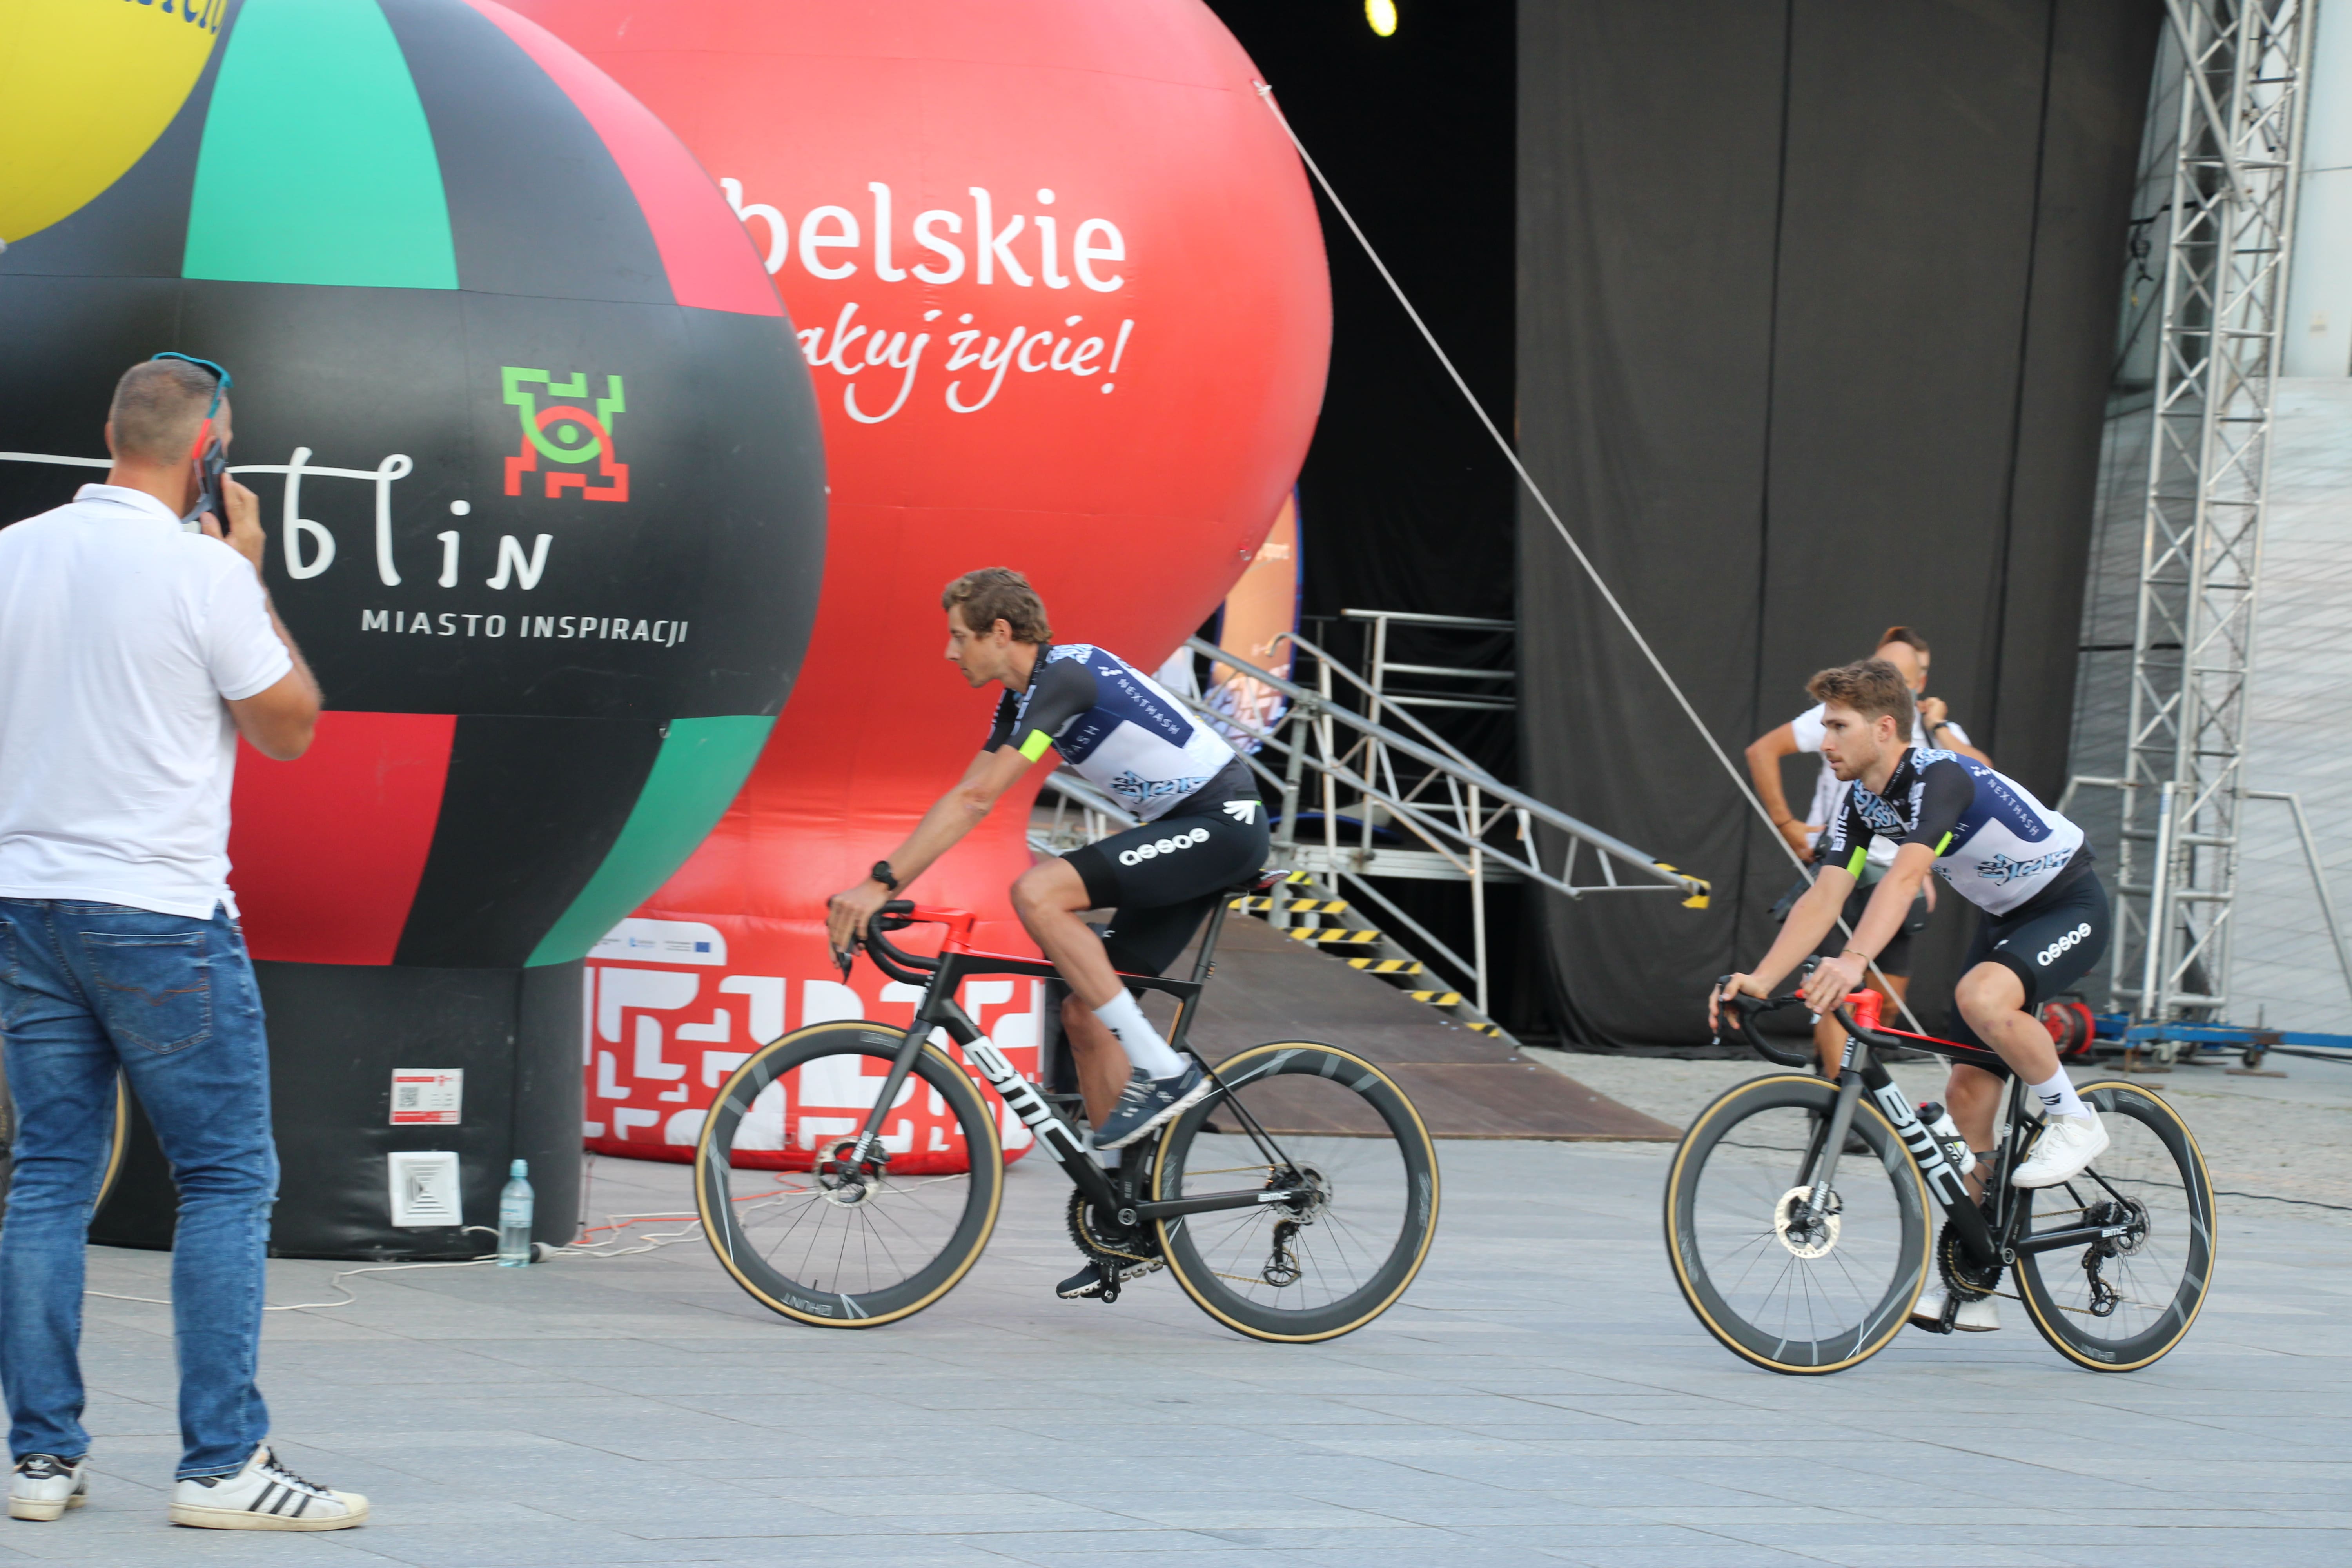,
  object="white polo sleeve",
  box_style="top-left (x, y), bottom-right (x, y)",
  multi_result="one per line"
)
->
top-left (201, 557), bottom-right (294, 701)
top-left (1787, 703), bottom-right (1827, 753)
